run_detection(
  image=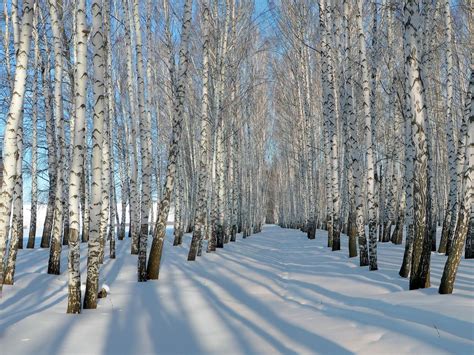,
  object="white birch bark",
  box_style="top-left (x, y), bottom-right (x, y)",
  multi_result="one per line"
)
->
top-left (3, 113), bottom-right (23, 285)
top-left (439, 0), bottom-right (457, 254)
top-left (98, 0), bottom-right (113, 266)
top-left (84, 0), bottom-right (106, 309)
top-left (319, 0), bottom-right (333, 246)
top-left (404, 0), bottom-right (430, 290)
top-left (107, 13), bottom-right (117, 259)
top-left (3, 1), bottom-right (12, 86)
top-left (11, 0), bottom-right (20, 54)
top-left (326, 0), bottom-right (341, 252)
top-left (147, 0), bottom-right (193, 280)
top-left (47, 0), bottom-right (66, 276)
top-left (81, 139), bottom-right (90, 243)
top-left (133, 0), bottom-right (152, 282)
top-left (27, 2), bottom-right (39, 249)
top-left (0, 0), bottom-right (34, 293)
top-left (356, 0), bottom-right (377, 270)
top-left (439, 64), bottom-right (472, 293)
top-left (40, 25), bottom-right (56, 249)
top-left (122, 0), bottom-right (140, 255)
top-left (67, 0), bottom-right (87, 314)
